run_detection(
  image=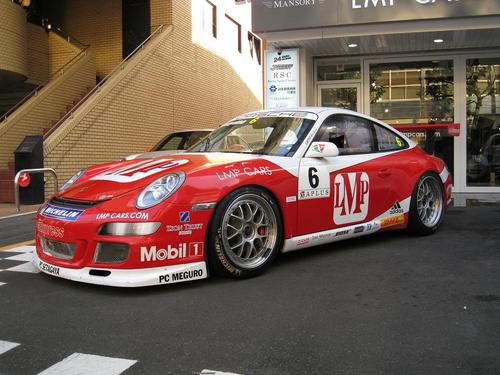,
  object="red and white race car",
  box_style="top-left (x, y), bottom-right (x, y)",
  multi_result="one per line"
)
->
top-left (34, 108), bottom-right (452, 287)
